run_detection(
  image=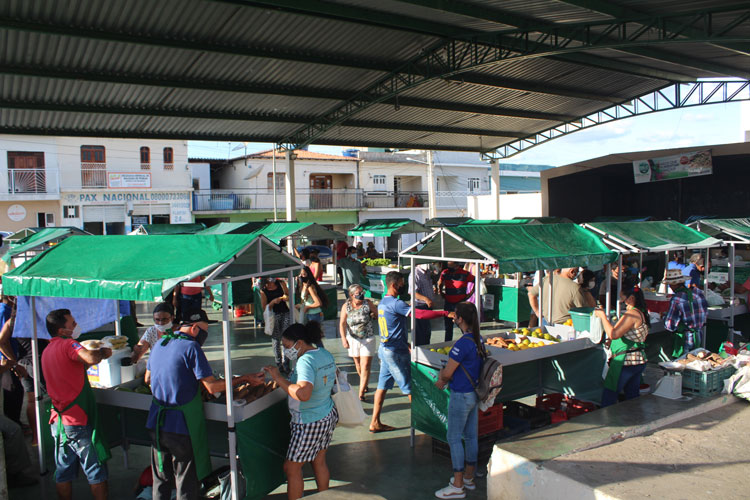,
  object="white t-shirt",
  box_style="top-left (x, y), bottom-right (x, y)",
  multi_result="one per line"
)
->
top-left (139, 326), bottom-right (161, 346)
